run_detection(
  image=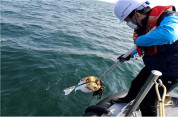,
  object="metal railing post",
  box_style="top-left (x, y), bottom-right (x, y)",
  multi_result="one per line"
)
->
top-left (125, 70), bottom-right (162, 116)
